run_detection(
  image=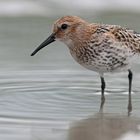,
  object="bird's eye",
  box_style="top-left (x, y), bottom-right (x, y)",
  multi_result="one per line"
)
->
top-left (61, 24), bottom-right (68, 30)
